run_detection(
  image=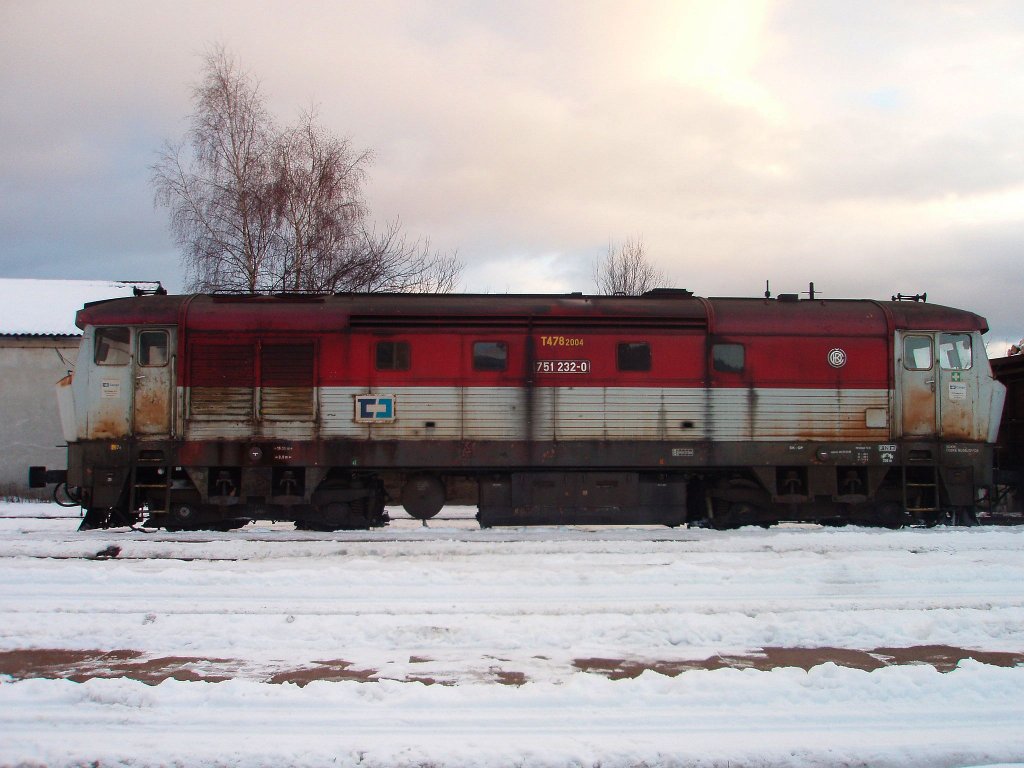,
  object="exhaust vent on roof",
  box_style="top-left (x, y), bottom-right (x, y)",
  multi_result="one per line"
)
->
top-left (642, 288), bottom-right (694, 298)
